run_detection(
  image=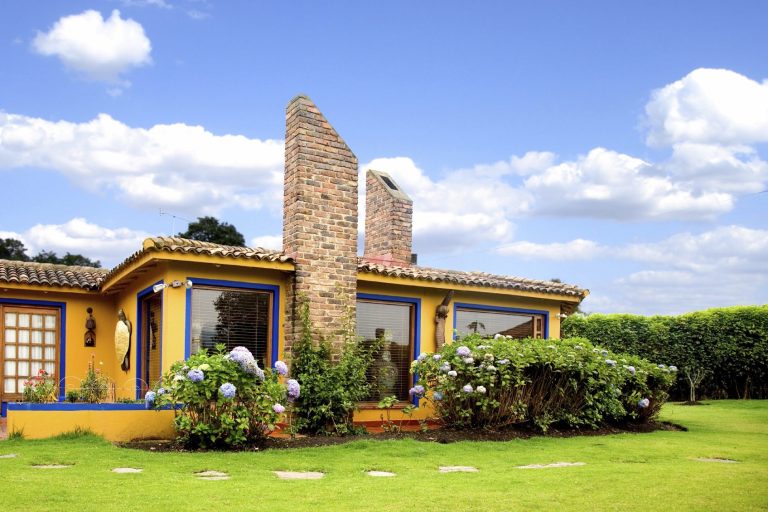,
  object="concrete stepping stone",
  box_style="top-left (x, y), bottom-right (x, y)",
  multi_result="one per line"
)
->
top-left (274, 471), bottom-right (324, 480)
top-left (439, 466), bottom-right (479, 473)
top-left (0, 454), bottom-right (18, 459)
top-left (694, 457), bottom-right (738, 463)
top-left (195, 470), bottom-right (230, 480)
top-left (32, 464), bottom-right (72, 469)
top-left (516, 462), bottom-right (586, 469)
top-left (367, 471), bottom-right (396, 477)
top-left (112, 467), bottom-right (143, 473)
